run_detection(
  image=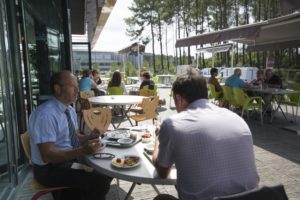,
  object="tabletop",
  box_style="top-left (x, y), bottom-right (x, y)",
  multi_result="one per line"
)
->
top-left (85, 130), bottom-right (177, 185)
top-left (88, 95), bottom-right (145, 106)
top-left (244, 87), bottom-right (300, 95)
